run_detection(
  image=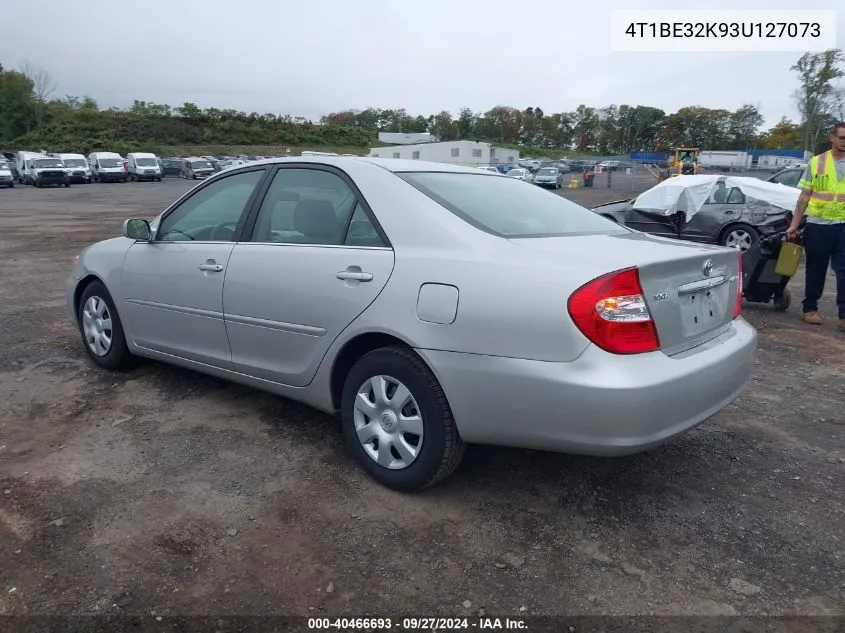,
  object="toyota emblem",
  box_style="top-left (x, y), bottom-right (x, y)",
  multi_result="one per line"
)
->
top-left (702, 259), bottom-right (713, 276)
